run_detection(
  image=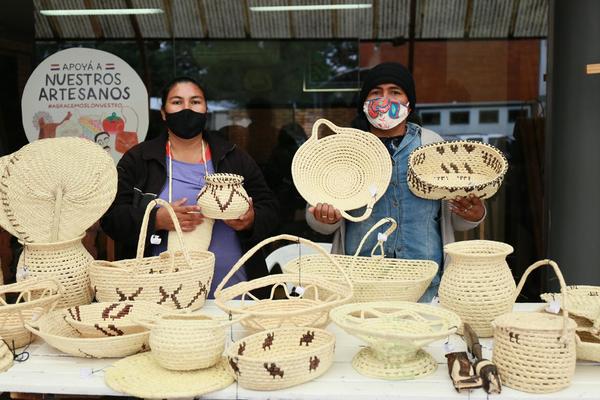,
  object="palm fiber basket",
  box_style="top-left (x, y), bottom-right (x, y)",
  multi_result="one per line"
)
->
top-left (0, 337), bottom-right (13, 372)
top-left (25, 309), bottom-right (149, 358)
top-left (541, 285), bottom-right (600, 336)
top-left (196, 173), bottom-right (251, 219)
top-left (283, 218), bottom-right (438, 302)
top-left (407, 140), bottom-right (508, 200)
top-left (215, 234), bottom-right (353, 331)
top-left (492, 259), bottom-right (577, 393)
top-left (63, 301), bottom-right (171, 338)
top-left (0, 279), bottom-right (62, 349)
top-left (291, 118), bottom-right (392, 222)
top-left (225, 326), bottom-right (335, 390)
top-left (89, 199), bottom-right (215, 310)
